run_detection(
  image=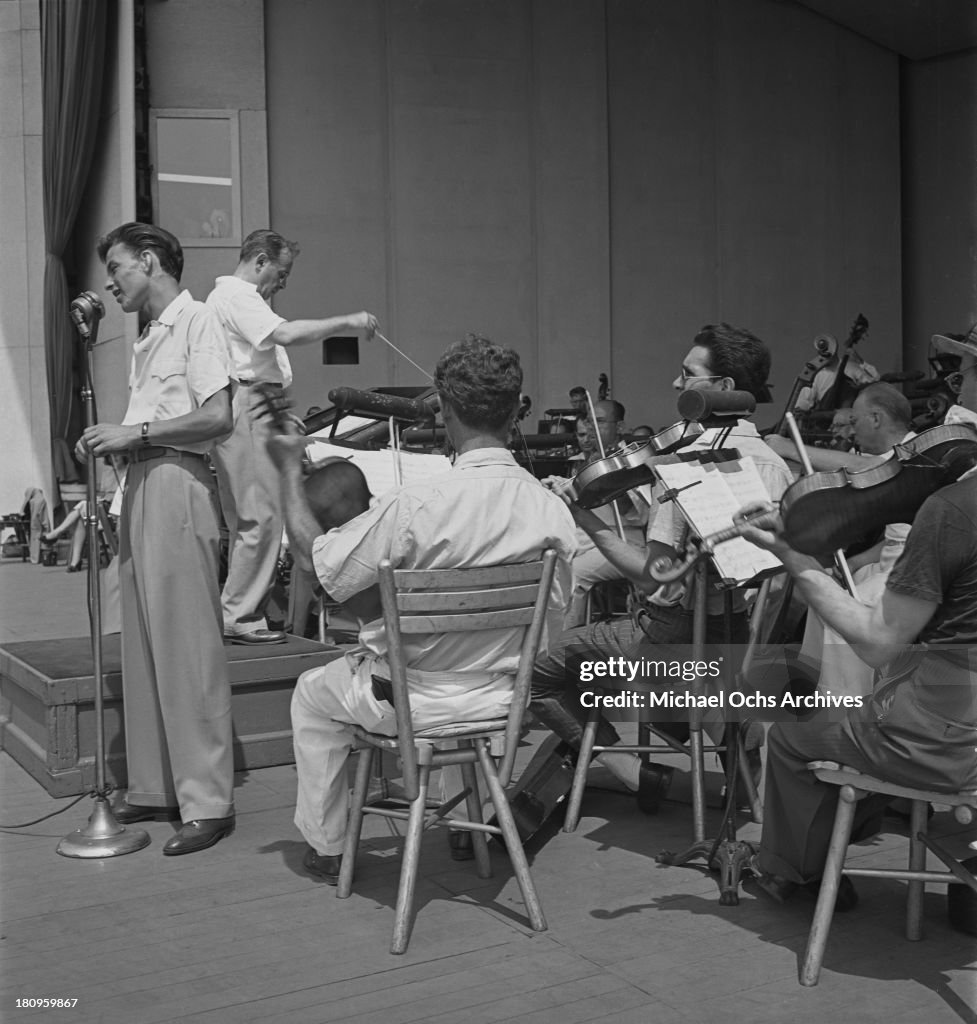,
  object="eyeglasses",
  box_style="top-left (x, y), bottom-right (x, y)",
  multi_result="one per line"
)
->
top-left (679, 370), bottom-right (724, 383)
